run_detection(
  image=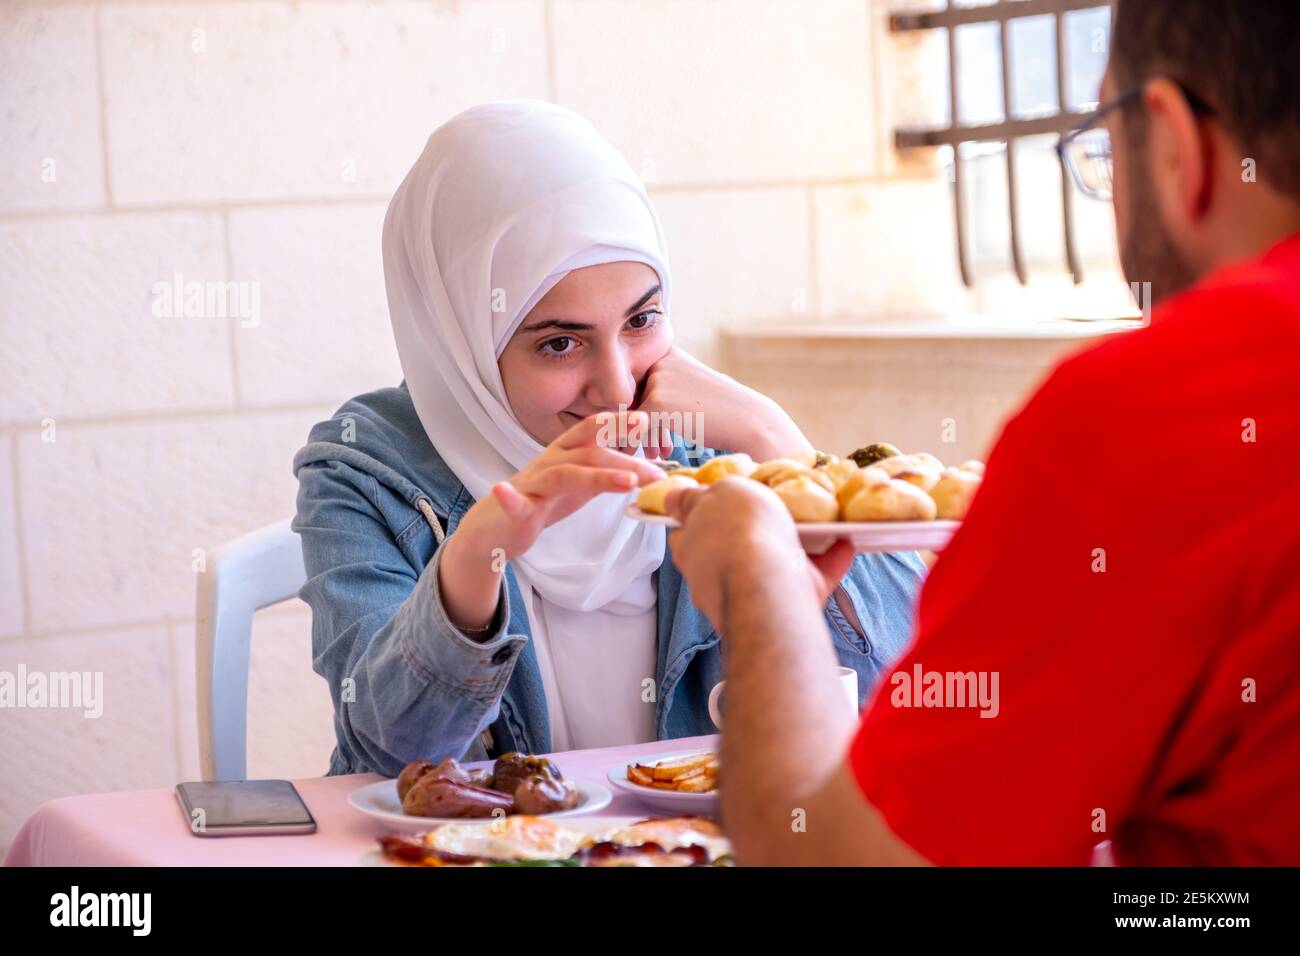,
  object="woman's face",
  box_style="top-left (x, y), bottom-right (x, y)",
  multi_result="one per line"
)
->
top-left (499, 261), bottom-right (672, 445)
